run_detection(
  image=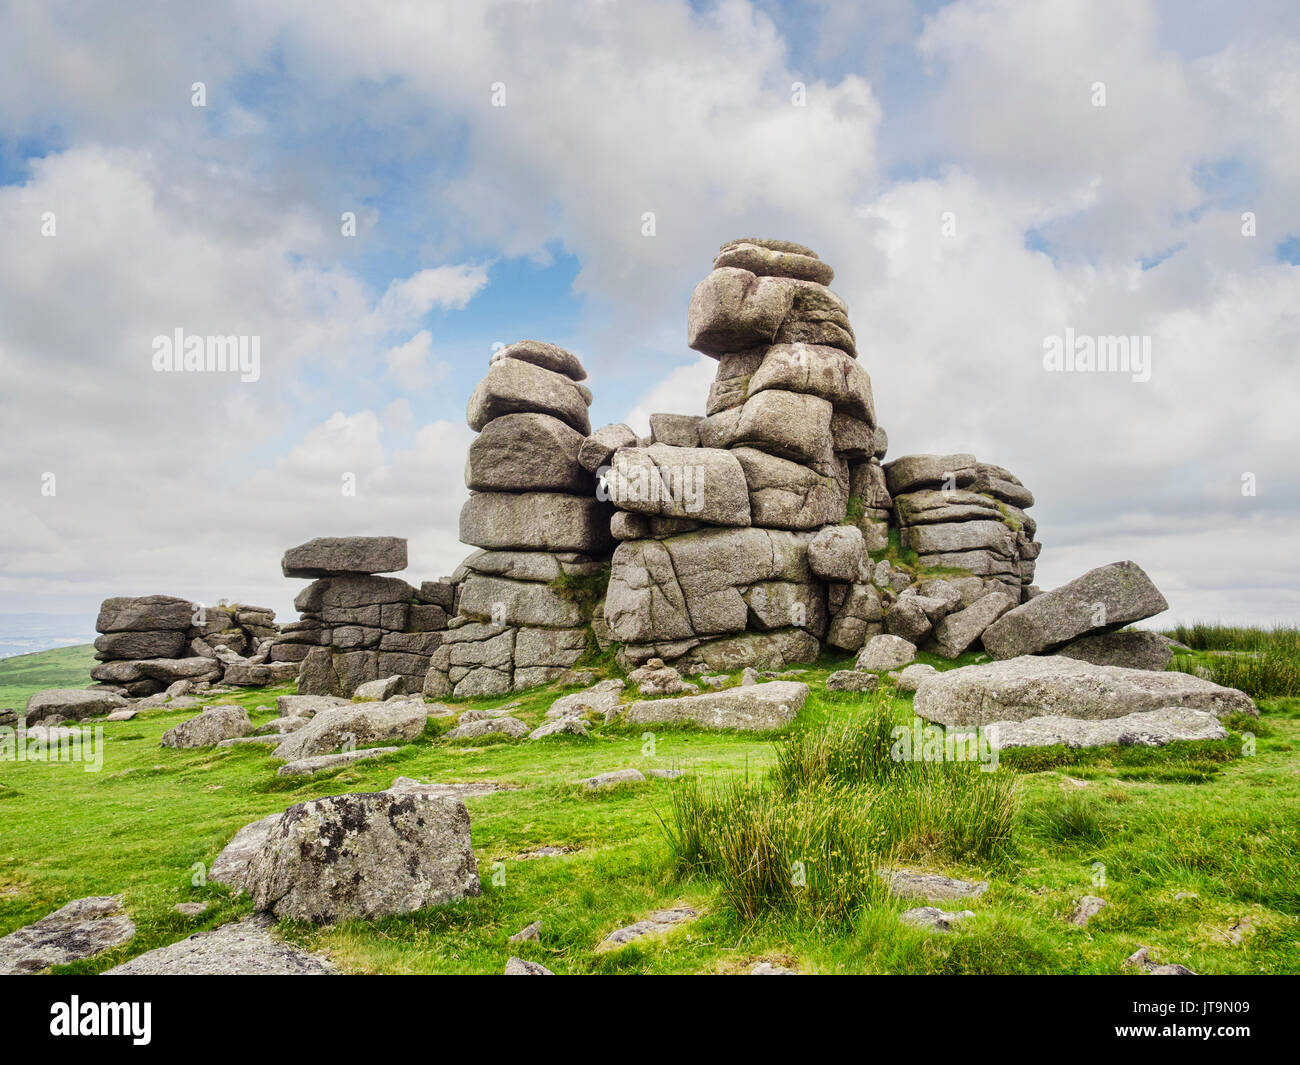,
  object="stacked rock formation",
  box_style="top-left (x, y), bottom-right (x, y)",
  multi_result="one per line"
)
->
top-left (91, 595), bottom-right (291, 695)
top-left (424, 340), bottom-right (613, 697)
top-left (577, 240), bottom-right (1046, 671)
top-left (593, 240), bottom-right (886, 671)
top-left (885, 453), bottom-right (1041, 599)
top-left (279, 536), bottom-right (452, 697)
